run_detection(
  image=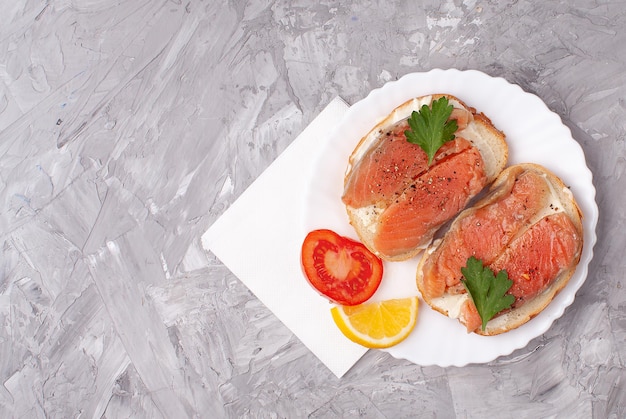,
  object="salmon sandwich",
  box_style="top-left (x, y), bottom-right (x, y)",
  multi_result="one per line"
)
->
top-left (416, 163), bottom-right (584, 335)
top-left (342, 94), bottom-right (508, 261)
